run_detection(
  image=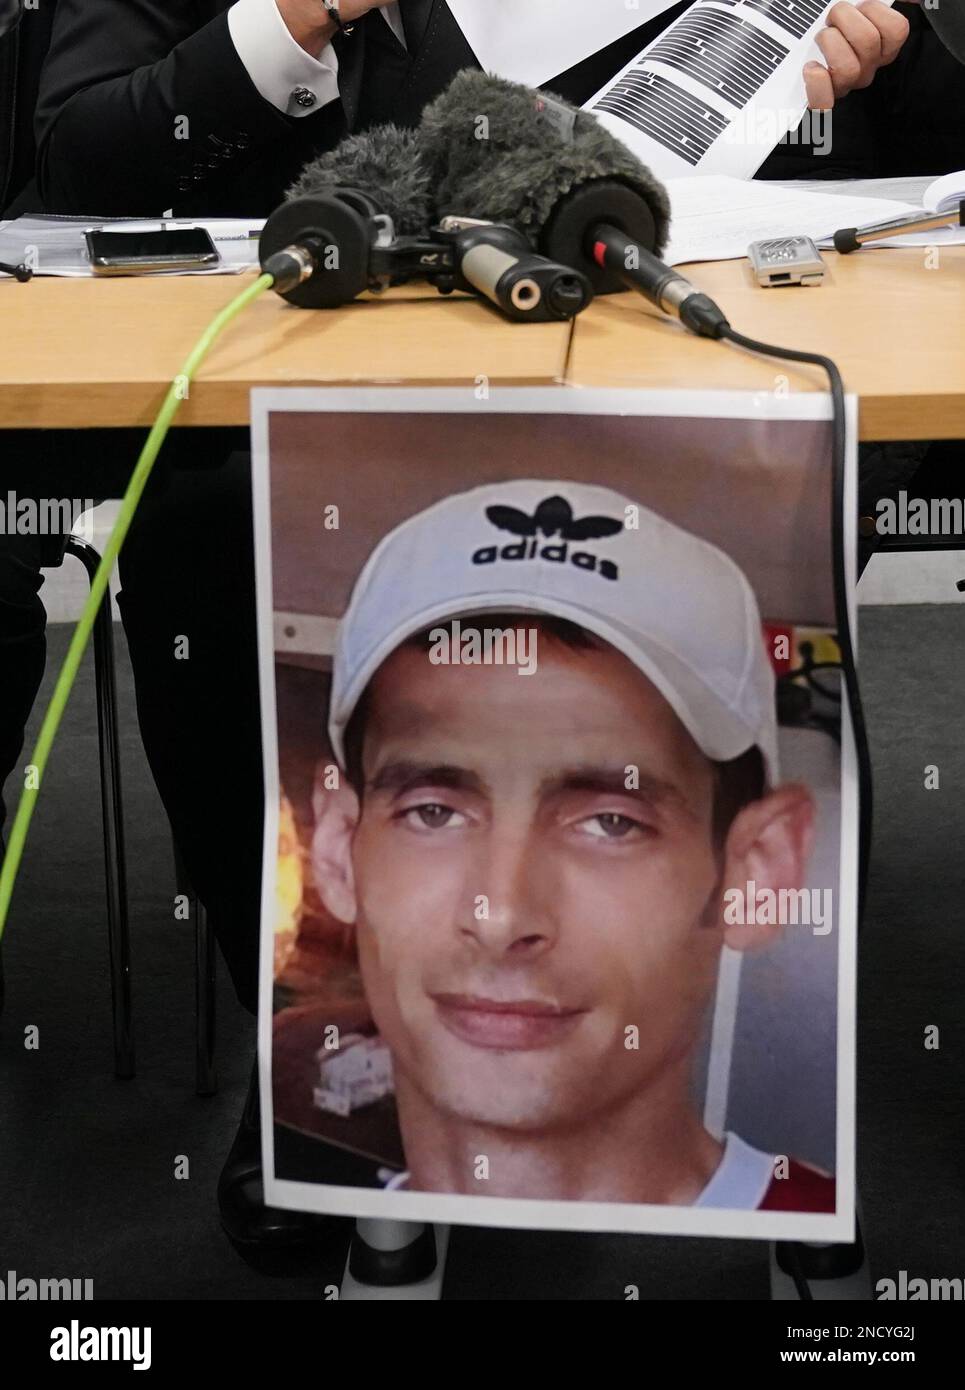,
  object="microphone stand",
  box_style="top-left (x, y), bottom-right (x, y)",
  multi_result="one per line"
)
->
top-left (341, 1221), bottom-right (450, 1301)
top-left (833, 200), bottom-right (965, 254)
